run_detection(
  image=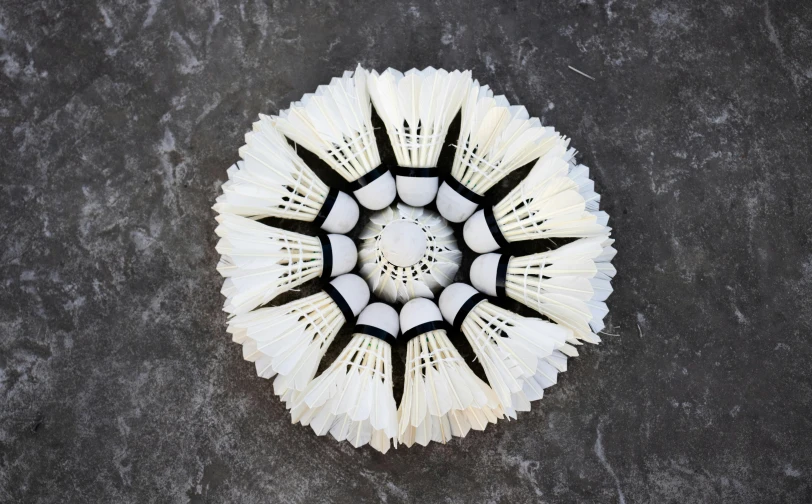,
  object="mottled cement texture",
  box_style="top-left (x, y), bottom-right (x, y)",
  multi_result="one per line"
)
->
top-left (2, 0), bottom-right (812, 502)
